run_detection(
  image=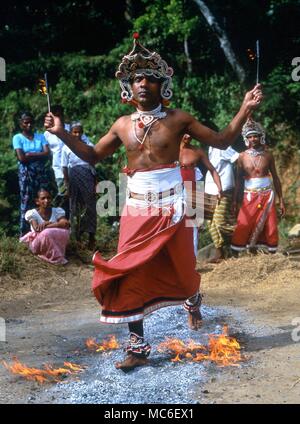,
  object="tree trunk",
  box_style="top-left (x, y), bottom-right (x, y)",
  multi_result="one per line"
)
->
top-left (193, 0), bottom-right (246, 83)
top-left (184, 36), bottom-right (193, 74)
top-left (0, 57), bottom-right (6, 82)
